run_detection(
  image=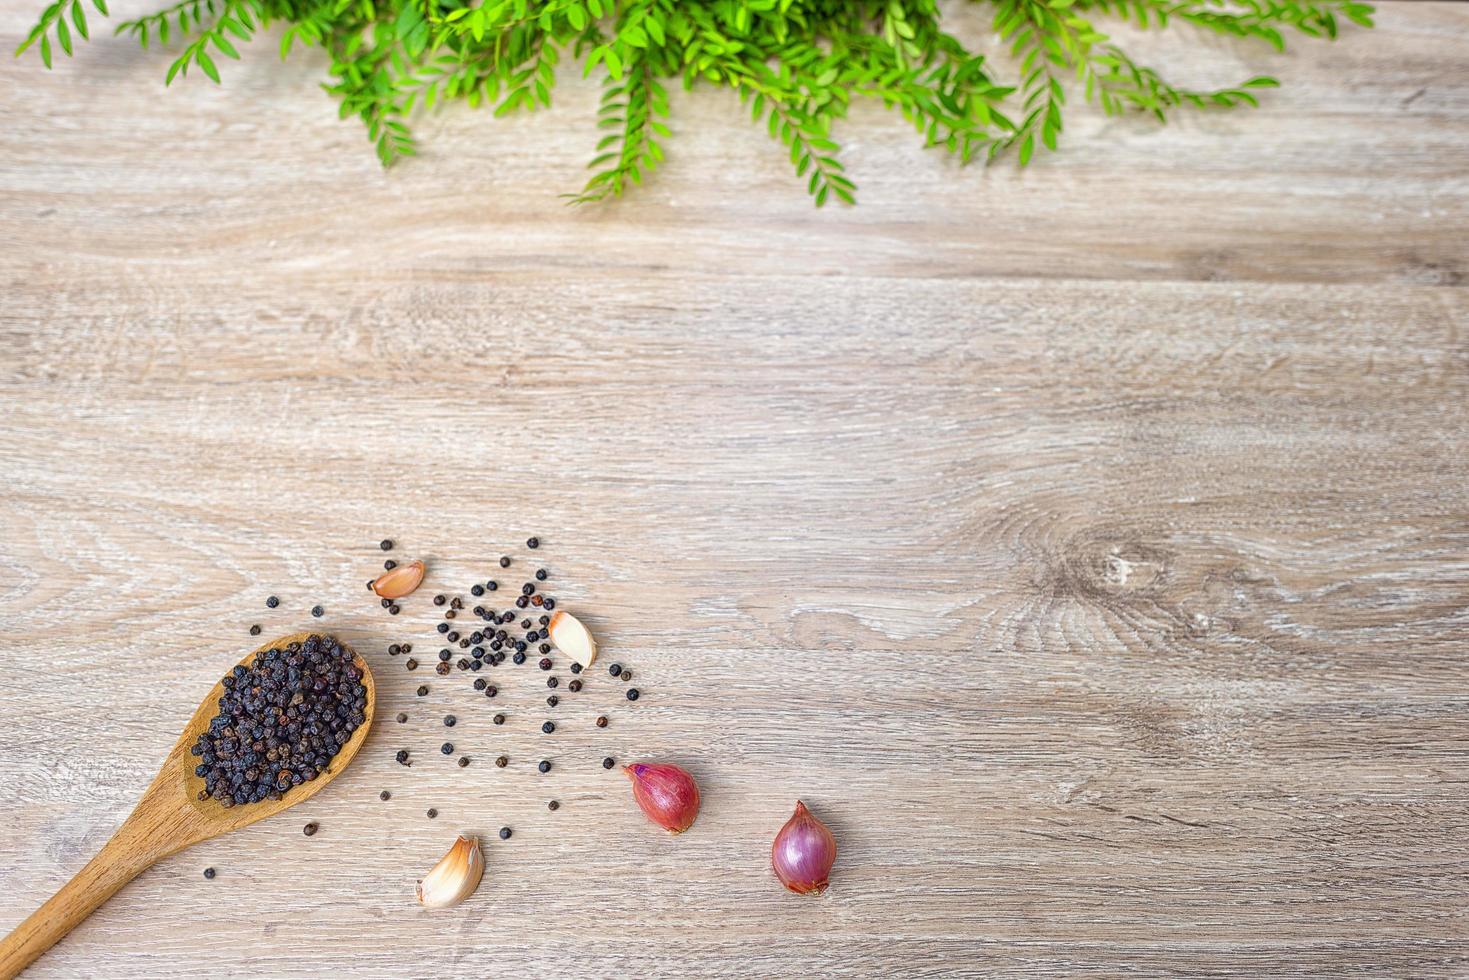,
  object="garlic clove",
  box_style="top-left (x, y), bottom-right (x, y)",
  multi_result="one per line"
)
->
top-left (547, 610), bottom-right (597, 668)
top-left (415, 834), bottom-right (484, 909)
top-left (373, 559), bottom-right (425, 600)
